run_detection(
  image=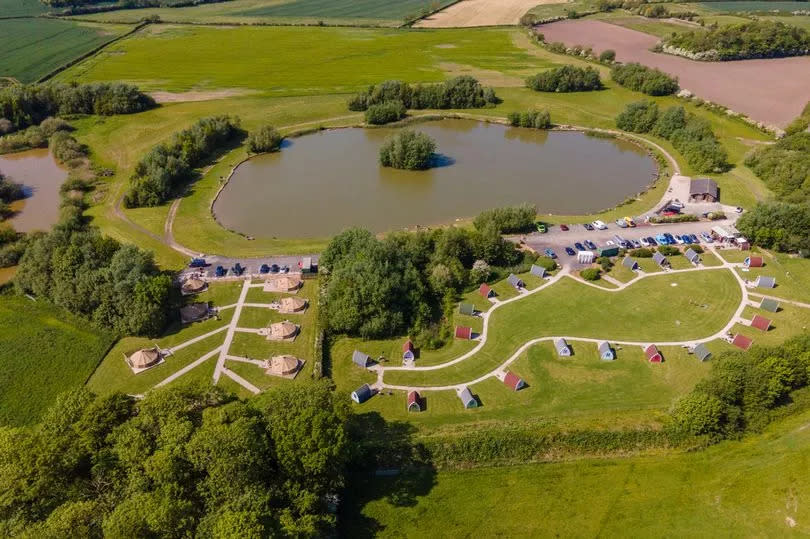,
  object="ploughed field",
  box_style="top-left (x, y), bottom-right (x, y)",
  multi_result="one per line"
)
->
top-left (536, 19), bottom-right (810, 127)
